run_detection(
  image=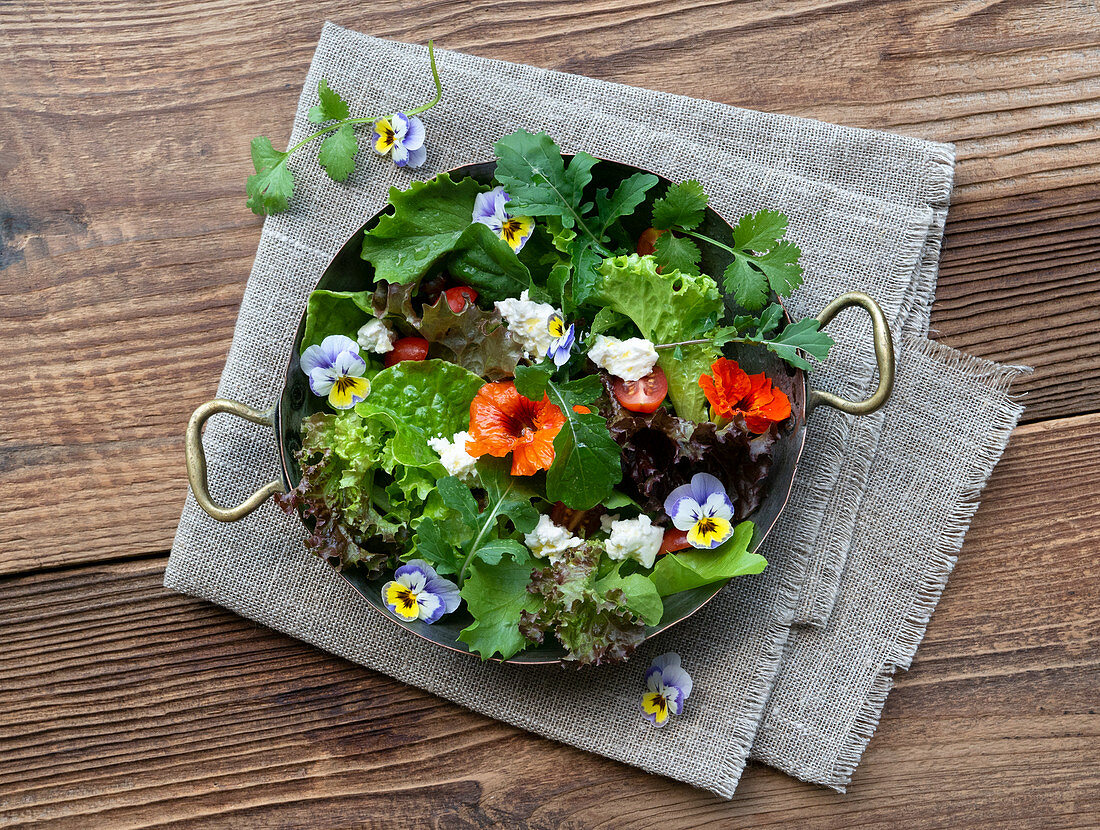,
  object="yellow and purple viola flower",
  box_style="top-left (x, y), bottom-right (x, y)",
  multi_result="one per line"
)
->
top-left (300, 334), bottom-right (370, 410)
top-left (381, 559), bottom-right (461, 624)
top-left (546, 313), bottom-right (575, 367)
top-left (472, 186), bottom-right (534, 252)
top-left (663, 472), bottom-right (735, 549)
top-left (642, 652), bottom-right (693, 727)
top-left (372, 112), bottom-right (427, 168)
